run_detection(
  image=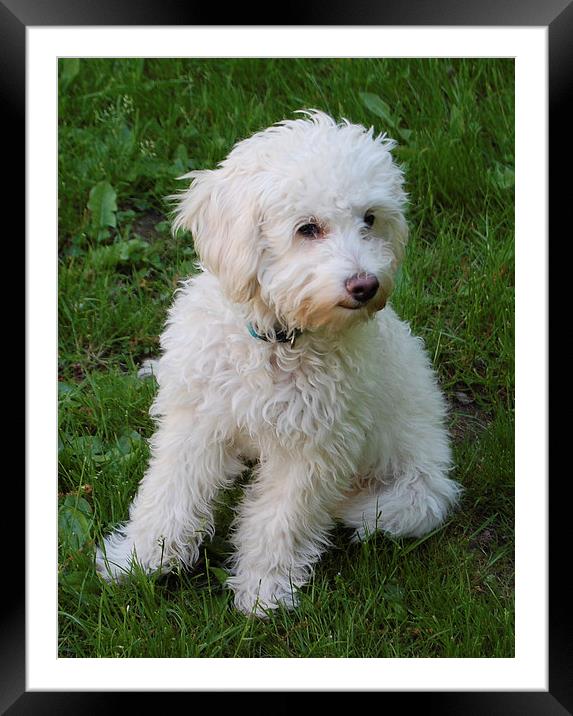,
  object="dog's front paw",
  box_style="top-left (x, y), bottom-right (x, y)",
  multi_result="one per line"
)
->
top-left (95, 528), bottom-right (169, 582)
top-left (95, 528), bottom-right (139, 582)
top-left (229, 576), bottom-right (300, 618)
